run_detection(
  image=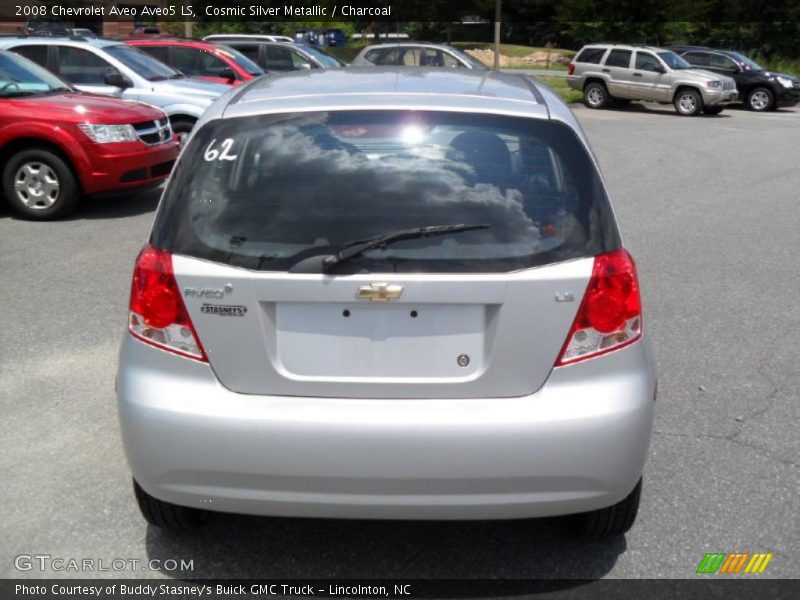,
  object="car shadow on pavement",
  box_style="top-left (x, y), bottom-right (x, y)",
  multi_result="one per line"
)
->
top-left (610, 102), bottom-right (731, 118)
top-left (727, 104), bottom-right (797, 113)
top-left (144, 514), bottom-right (626, 583)
top-left (0, 188), bottom-right (161, 221)
top-left (76, 188), bottom-right (162, 220)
